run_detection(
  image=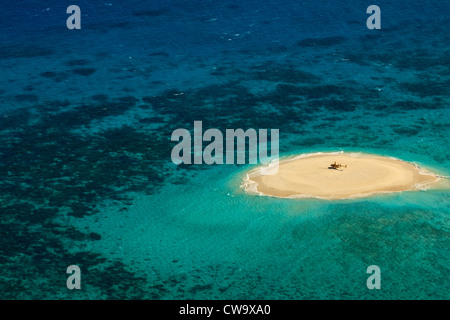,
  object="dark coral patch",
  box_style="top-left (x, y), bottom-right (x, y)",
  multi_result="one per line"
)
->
top-left (64, 59), bottom-right (91, 67)
top-left (40, 71), bottom-right (59, 78)
top-left (72, 68), bottom-right (96, 76)
top-left (391, 125), bottom-right (422, 136)
top-left (40, 71), bottom-right (70, 82)
top-left (297, 36), bottom-right (347, 47)
top-left (133, 10), bottom-right (167, 17)
top-left (13, 94), bottom-right (38, 102)
top-left (399, 82), bottom-right (449, 98)
top-left (149, 51), bottom-right (170, 57)
top-left (91, 94), bottom-right (109, 101)
top-left (0, 43), bottom-right (53, 59)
